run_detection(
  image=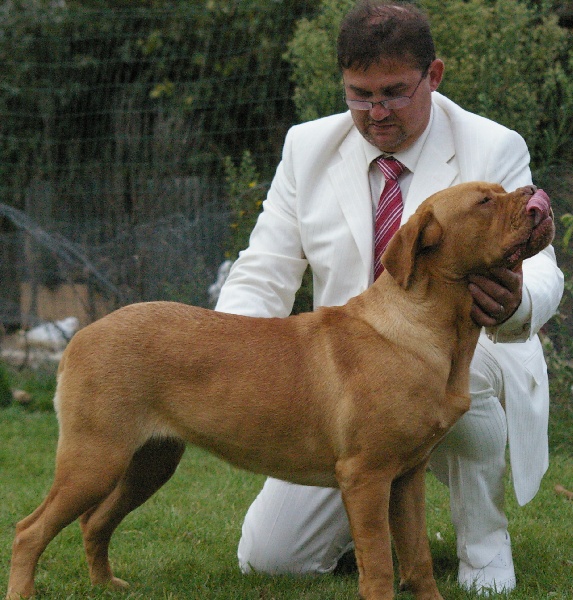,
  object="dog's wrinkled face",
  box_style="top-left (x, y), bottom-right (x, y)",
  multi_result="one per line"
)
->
top-left (382, 182), bottom-right (555, 288)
